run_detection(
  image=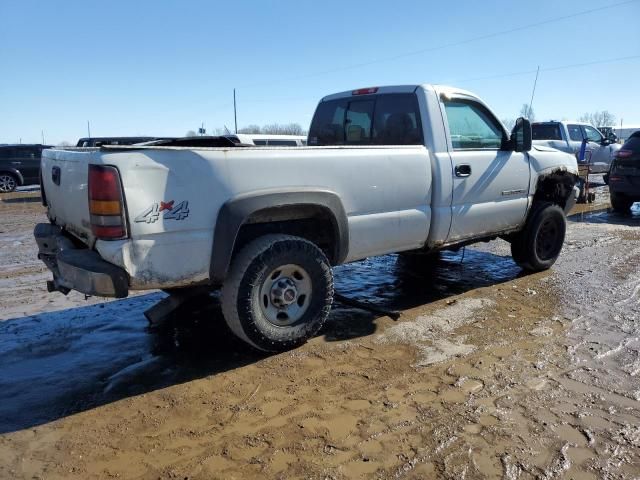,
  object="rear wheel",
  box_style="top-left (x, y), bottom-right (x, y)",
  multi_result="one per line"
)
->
top-left (221, 234), bottom-right (334, 352)
top-left (0, 173), bottom-right (18, 193)
top-left (610, 192), bottom-right (633, 213)
top-left (510, 203), bottom-right (566, 272)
